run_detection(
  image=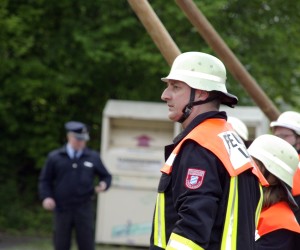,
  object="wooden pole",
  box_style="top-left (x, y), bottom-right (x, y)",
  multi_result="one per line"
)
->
top-left (175, 0), bottom-right (280, 121)
top-left (127, 0), bottom-right (181, 66)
